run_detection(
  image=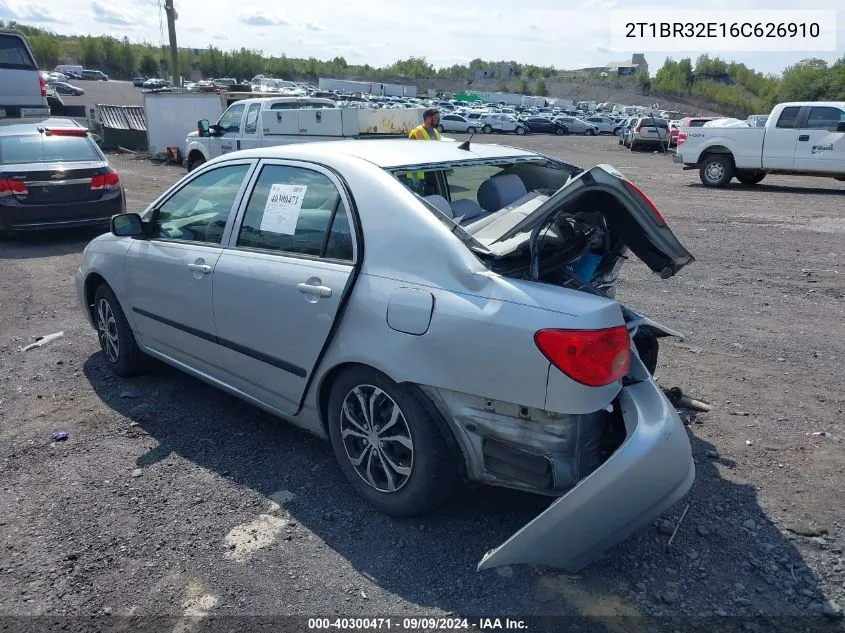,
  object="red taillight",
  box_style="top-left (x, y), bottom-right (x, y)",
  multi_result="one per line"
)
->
top-left (623, 179), bottom-right (667, 225)
top-left (677, 131), bottom-right (687, 145)
top-left (91, 169), bottom-right (120, 191)
top-left (40, 75), bottom-right (47, 97)
top-left (0, 179), bottom-right (28, 197)
top-left (44, 128), bottom-right (88, 137)
top-left (535, 327), bottom-right (631, 387)
top-left (634, 126), bottom-right (641, 133)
